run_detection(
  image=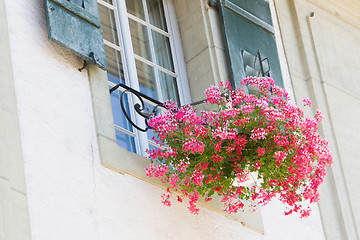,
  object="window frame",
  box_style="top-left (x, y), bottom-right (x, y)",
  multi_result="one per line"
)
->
top-left (98, 0), bottom-right (191, 156)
